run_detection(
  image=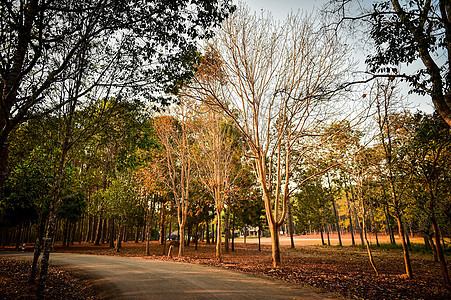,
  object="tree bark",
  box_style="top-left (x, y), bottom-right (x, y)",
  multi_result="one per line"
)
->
top-left (211, 223), bottom-right (215, 244)
top-left (258, 227), bottom-right (261, 252)
top-left (395, 212), bottom-right (413, 279)
top-left (37, 202), bottom-right (59, 298)
top-left (224, 206), bottom-right (230, 252)
top-left (159, 202), bottom-right (165, 245)
top-left (231, 212), bottom-right (235, 252)
top-left (178, 222), bottom-right (185, 257)
top-left (101, 219), bottom-right (107, 244)
top-left (431, 216), bottom-right (450, 284)
top-left (15, 223), bottom-right (23, 250)
top-left (29, 217), bottom-right (45, 283)
top-left (134, 225), bottom-right (140, 243)
top-left (0, 136), bottom-right (10, 188)
top-left (268, 221), bottom-right (281, 268)
top-left (109, 218), bottom-right (115, 248)
top-left (345, 188), bottom-right (356, 246)
top-left (427, 232), bottom-right (438, 262)
top-left (215, 208), bottom-right (222, 261)
top-left (323, 203), bottom-right (331, 246)
top-left (85, 216), bottom-right (92, 243)
top-left (62, 219), bottom-right (68, 247)
top-left (206, 220), bottom-right (210, 244)
top-left (288, 199), bottom-right (295, 249)
top-left (94, 217), bottom-right (103, 245)
top-left (331, 196), bottom-right (342, 247)
top-left (90, 216), bottom-right (97, 243)
top-left (362, 202), bottom-right (379, 276)
top-left (116, 222), bottom-right (123, 252)
top-left (384, 203), bottom-right (396, 244)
